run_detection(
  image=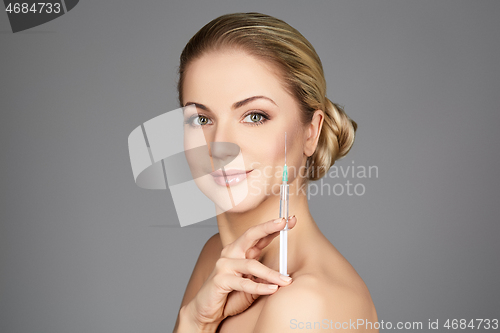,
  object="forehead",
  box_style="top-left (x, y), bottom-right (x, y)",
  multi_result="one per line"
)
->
top-left (182, 49), bottom-right (290, 108)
